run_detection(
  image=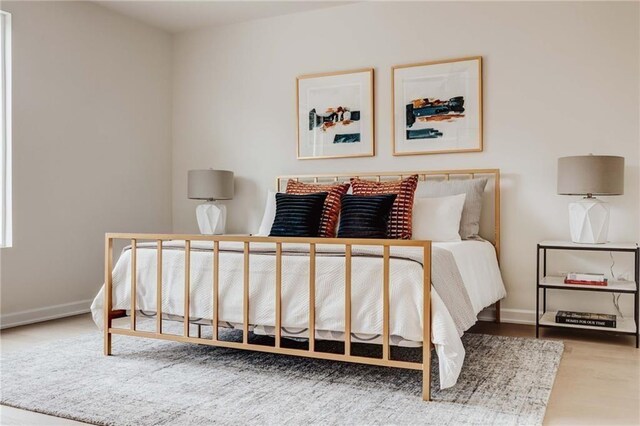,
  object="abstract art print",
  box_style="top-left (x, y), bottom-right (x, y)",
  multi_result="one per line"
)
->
top-left (297, 69), bottom-right (374, 159)
top-left (392, 57), bottom-right (482, 156)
